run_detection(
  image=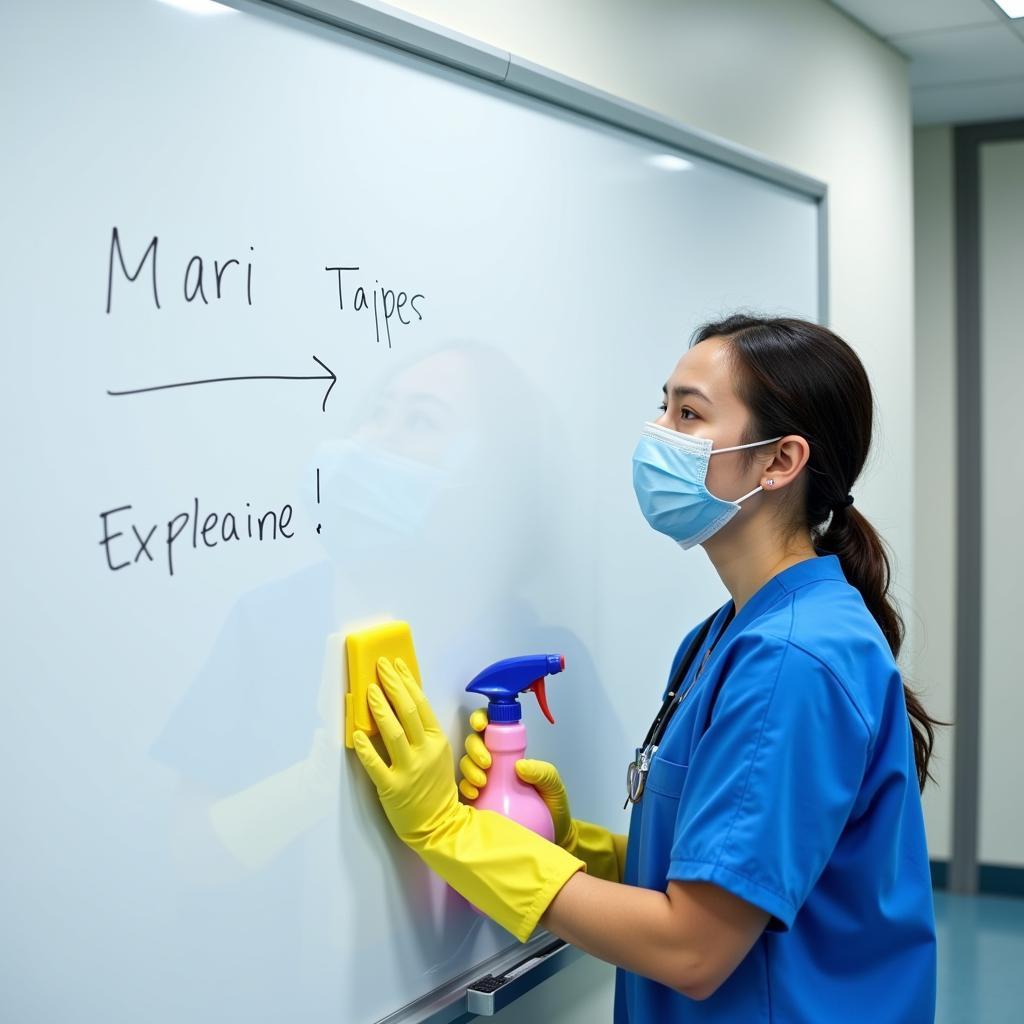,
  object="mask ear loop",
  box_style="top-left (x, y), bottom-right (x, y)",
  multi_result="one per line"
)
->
top-left (710, 435), bottom-right (784, 454)
top-left (709, 436), bottom-right (784, 507)
top-left (734, 483), bottom-right (765, 504)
